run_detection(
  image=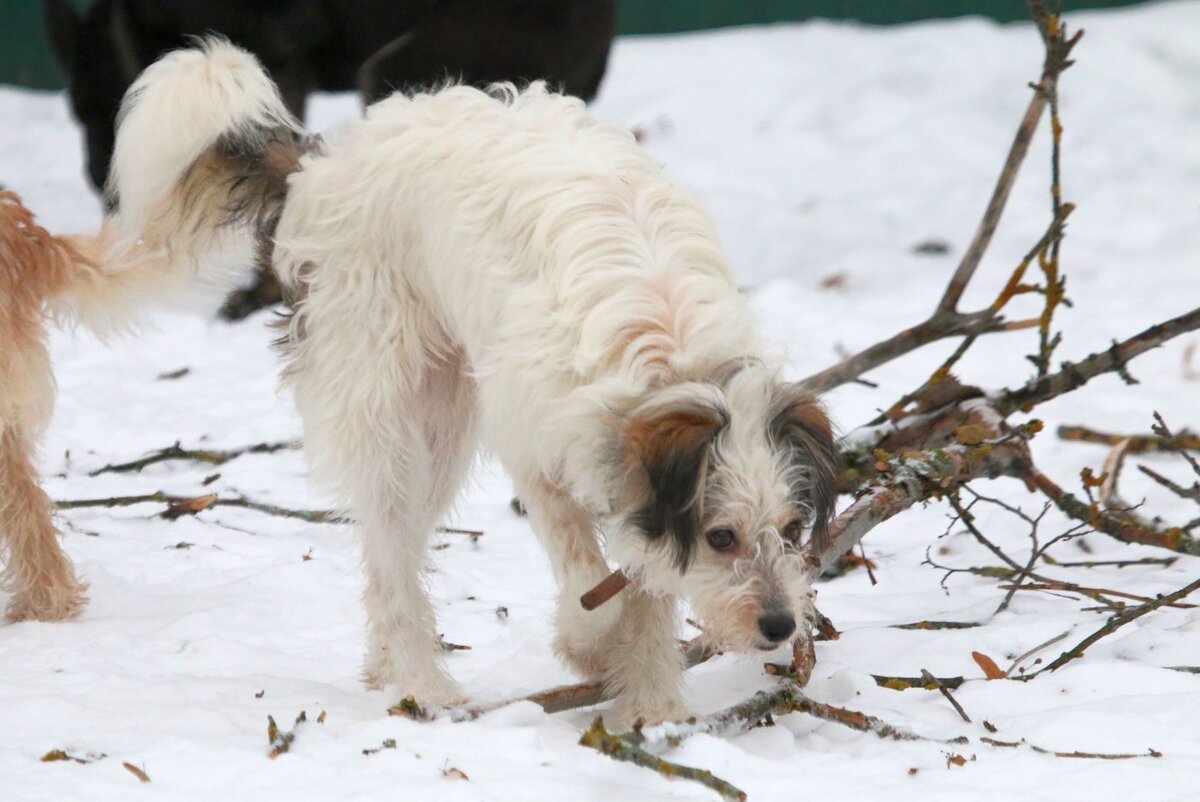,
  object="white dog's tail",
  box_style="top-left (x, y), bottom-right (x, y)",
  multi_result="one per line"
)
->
top-left (57, 38), bottom-right (313, 334)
